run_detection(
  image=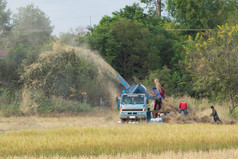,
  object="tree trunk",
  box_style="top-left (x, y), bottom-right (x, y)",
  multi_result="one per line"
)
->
top-left (156, 0), bottom-right (161, 17)
top-left (229, 93), bottom-right (236, 113)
